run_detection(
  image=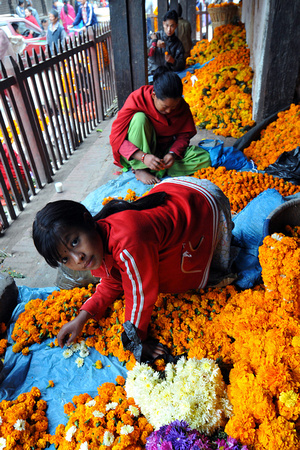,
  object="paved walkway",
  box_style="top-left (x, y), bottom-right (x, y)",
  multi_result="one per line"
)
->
top-left (0, 117), bottom-right (236, 289)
